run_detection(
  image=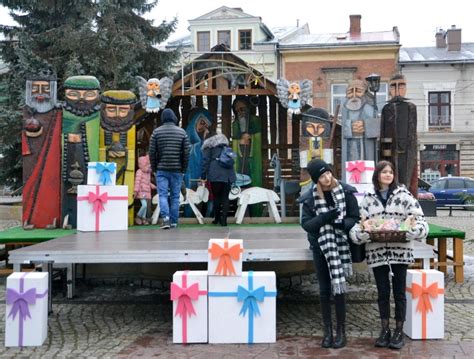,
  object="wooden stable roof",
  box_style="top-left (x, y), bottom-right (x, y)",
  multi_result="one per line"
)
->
top-left (172, 44), bottom-right (276, 97)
